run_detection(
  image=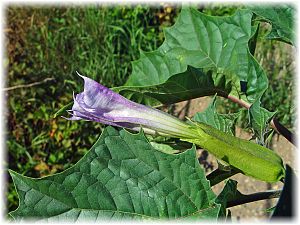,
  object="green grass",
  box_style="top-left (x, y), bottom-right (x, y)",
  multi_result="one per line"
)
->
top-left (256, 33), bottom-right (295, 130)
